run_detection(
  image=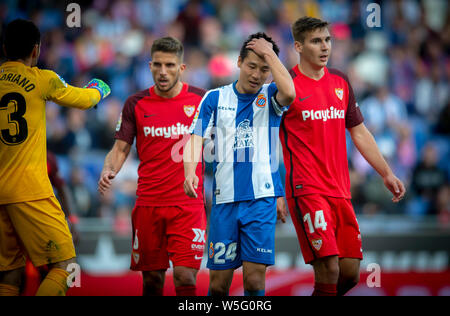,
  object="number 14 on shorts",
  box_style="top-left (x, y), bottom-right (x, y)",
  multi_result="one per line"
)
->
top-left (303, 210), bottom-right (327, 234)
